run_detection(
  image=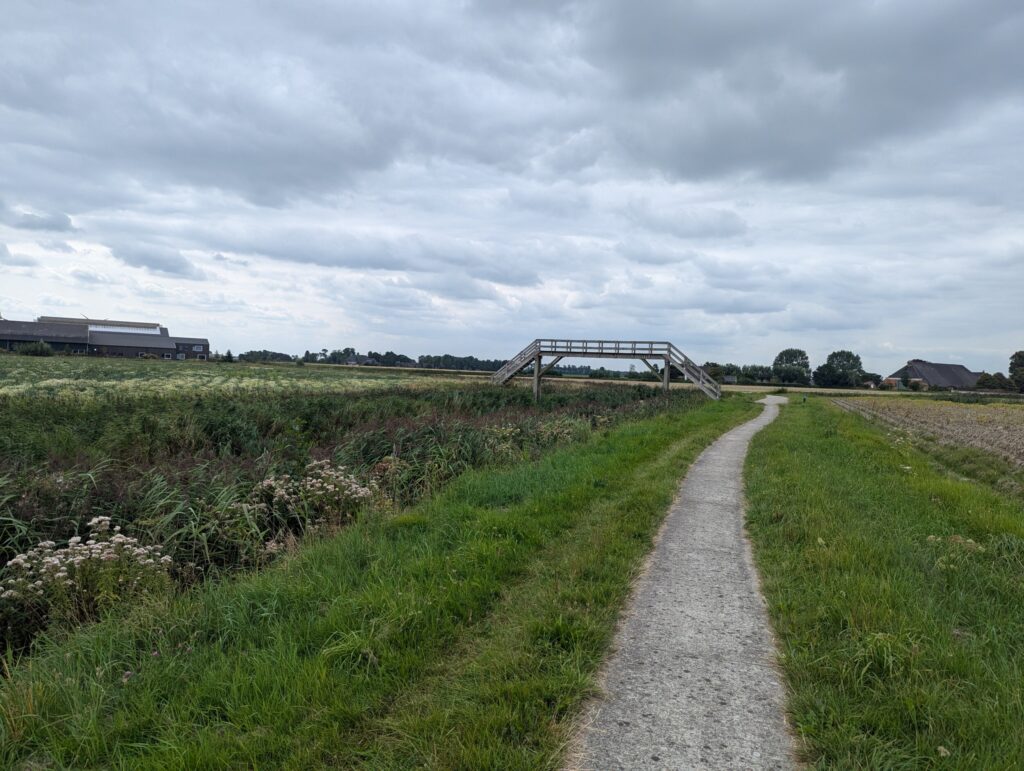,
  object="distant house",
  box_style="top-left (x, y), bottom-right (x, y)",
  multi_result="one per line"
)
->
top-left (344, 355), bottom-right (377, 366)
top-left (883, 359), bottom-right (981, 390)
